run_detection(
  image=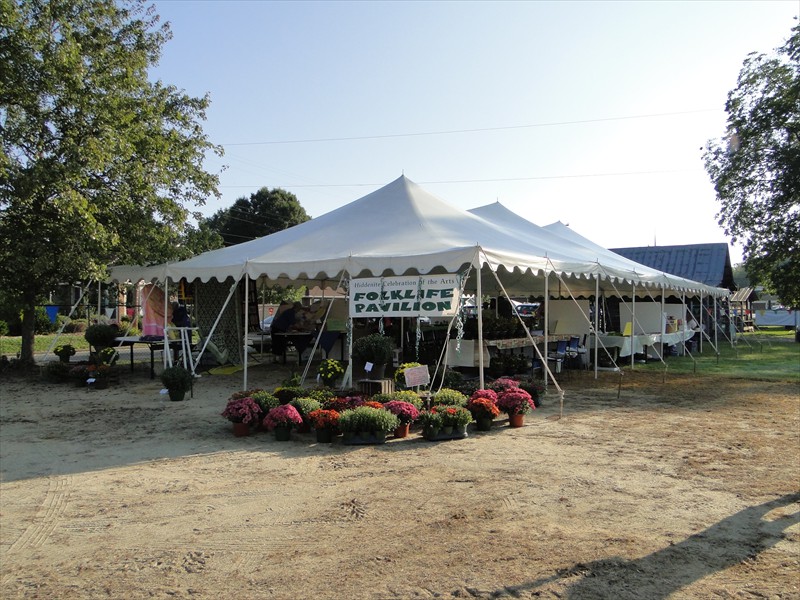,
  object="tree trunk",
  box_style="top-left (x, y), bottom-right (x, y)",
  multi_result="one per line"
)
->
top-left (19, 293), bottom-right (37, 366)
